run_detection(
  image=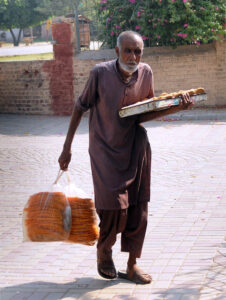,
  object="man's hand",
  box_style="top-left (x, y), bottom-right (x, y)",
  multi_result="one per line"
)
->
top-left (58, 149), bottom-right (72, 171)
top-left (138, 92), bottom-right (194, 123)
top-left (180, 92), bottom-right (194, 110)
